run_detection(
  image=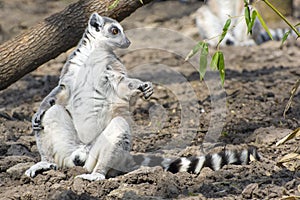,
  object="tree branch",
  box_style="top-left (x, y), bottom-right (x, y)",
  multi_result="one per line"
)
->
top-left (0, 0), bottom-right (154, 90)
